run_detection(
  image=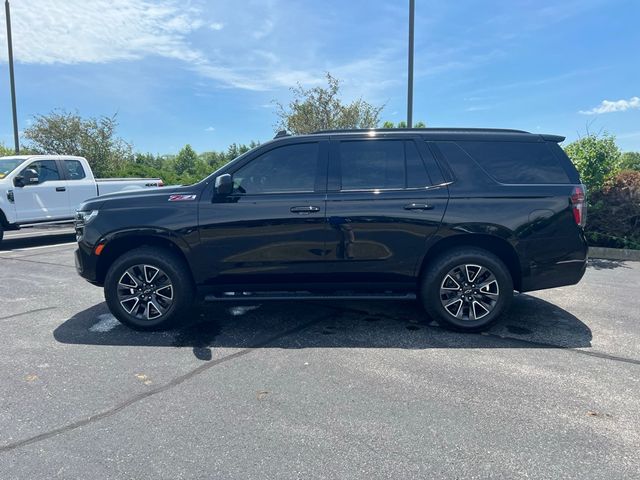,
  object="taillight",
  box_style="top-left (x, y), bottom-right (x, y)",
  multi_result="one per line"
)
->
top-left (158, 180), bottom-right (164, 187)
top-left (570, 185), bottom-right (586, 227)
